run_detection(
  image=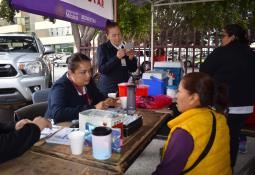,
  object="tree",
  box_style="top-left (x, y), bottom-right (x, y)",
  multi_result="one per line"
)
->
top-left (71, 23), bottom-right (96, 55)
top-left (153, 0), bottom-right (255, 45)
top-left (118, 0), bottom-right (151, 45)
top-left (0, 0), bottom-right (16, 23)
